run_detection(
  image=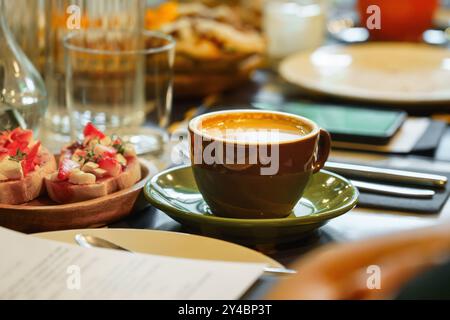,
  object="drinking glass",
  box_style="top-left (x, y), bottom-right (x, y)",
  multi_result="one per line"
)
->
top-left (263, 0), bottom-right (326, 61)
top-left (64, 29), bottom-right (175, 155)
top-left (44, 0), bottom-right (144, 150)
